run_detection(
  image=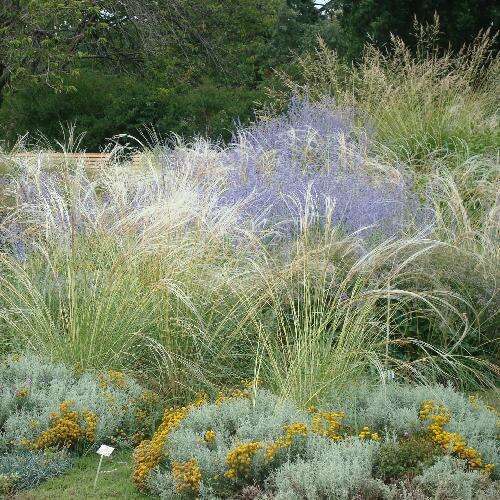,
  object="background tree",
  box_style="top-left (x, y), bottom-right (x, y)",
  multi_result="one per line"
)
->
top-left (0, 0), bottom-right (316, 148)
top-left (1, 0), bottom-right (497, 149)
top-left (0, 1), bottom-right (146, 106)
top-left (319, 1), bottom-right (499, 60)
